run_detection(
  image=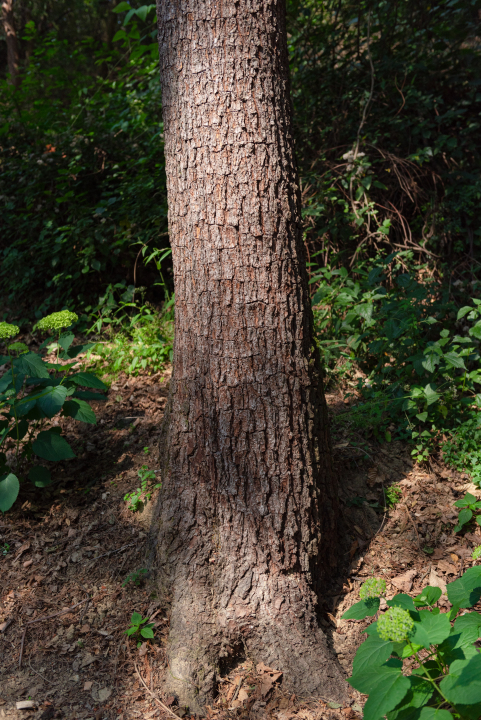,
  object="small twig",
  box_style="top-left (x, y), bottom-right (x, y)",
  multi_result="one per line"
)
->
top-left (133, 659), bottom-right (179, 720)
top-left (230, 675), bottom-right (242, 704)
top-left (402, 503), bottom-right (422, 550)
top-left (19, 597), bottom-right (90, 668)
top-left (28, 659), bottom-right (55, 685)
